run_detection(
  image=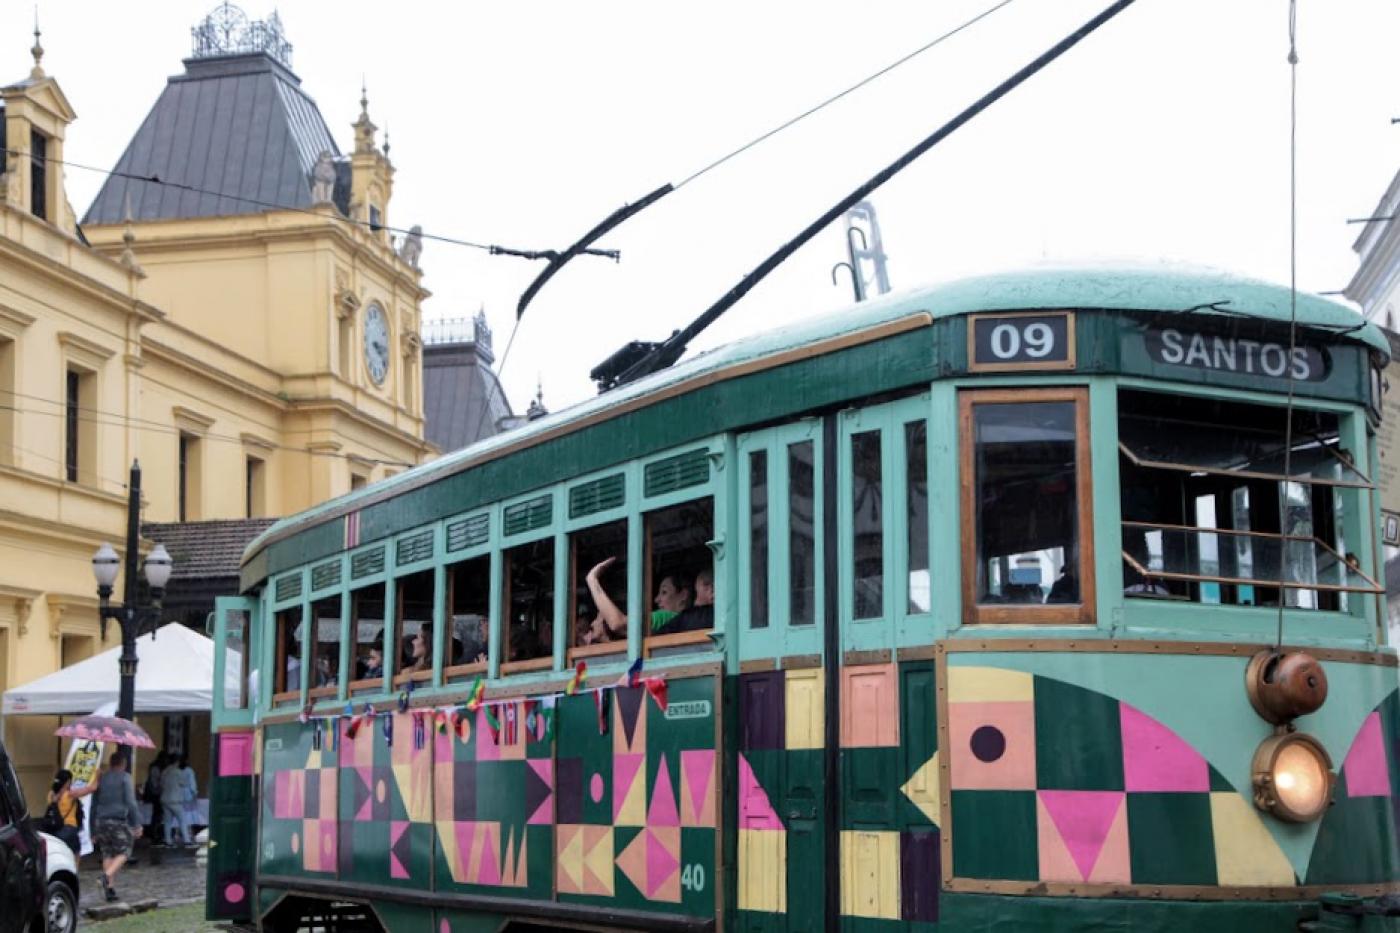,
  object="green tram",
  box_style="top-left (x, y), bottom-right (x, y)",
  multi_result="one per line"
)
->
top-left (209, 265), bottom-right (1400, 932)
